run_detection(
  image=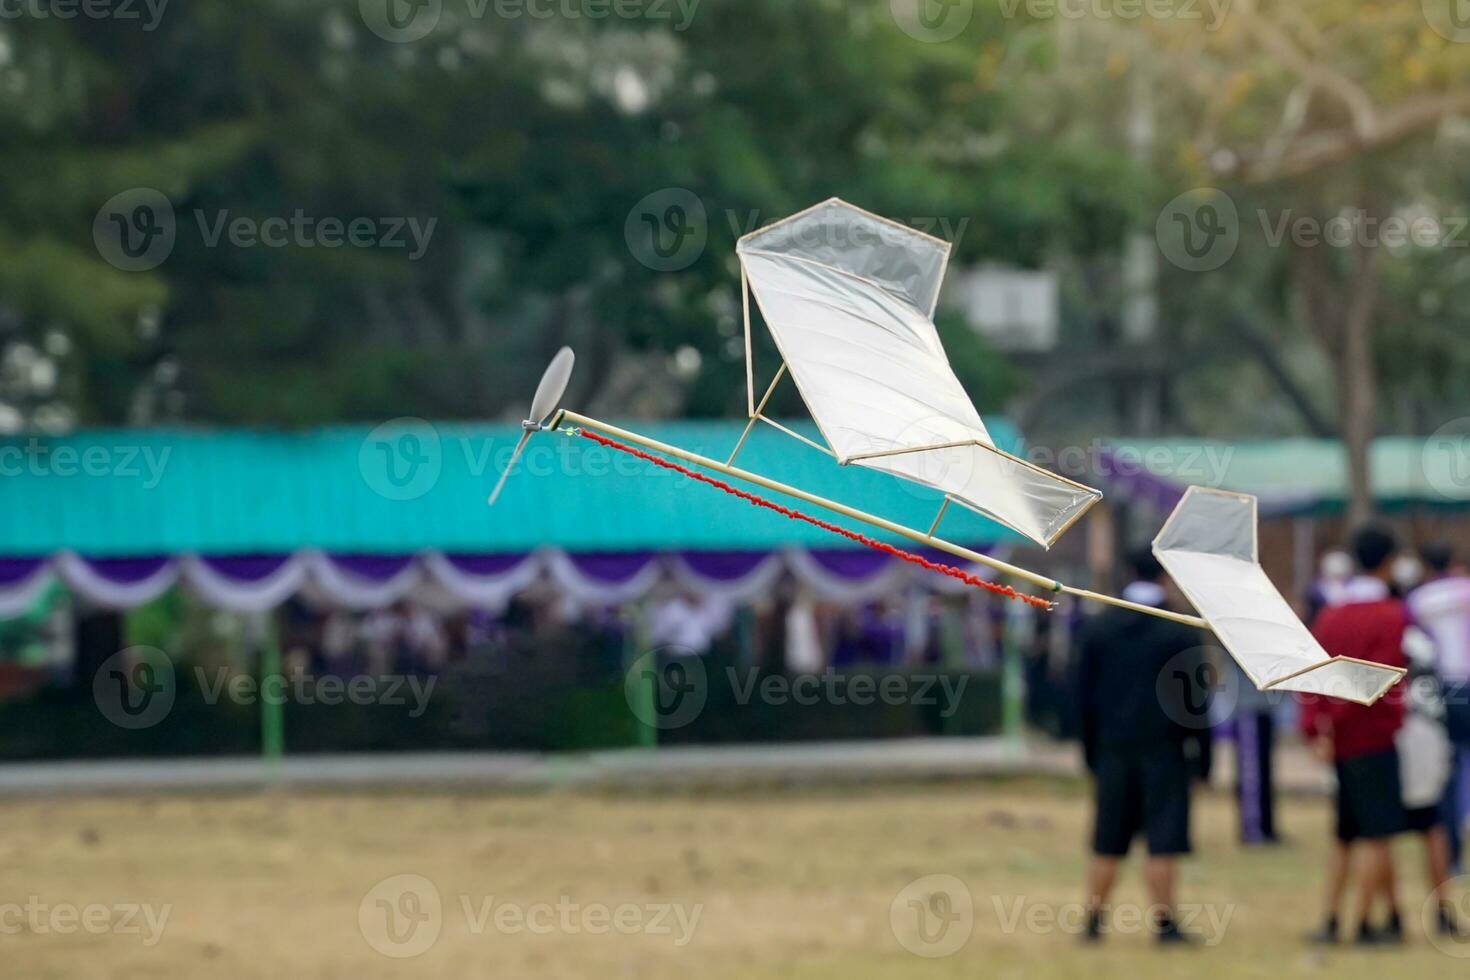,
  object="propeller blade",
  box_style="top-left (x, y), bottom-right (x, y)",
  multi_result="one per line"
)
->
top-left (529, 346), bottom-right (575, 425)
top-left (487, 430), bottom-right (532, 506)
top-left (488, 347), bottom-right (576, 505)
